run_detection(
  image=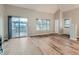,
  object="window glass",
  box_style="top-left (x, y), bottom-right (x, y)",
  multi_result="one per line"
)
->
top-left (36, 19), bottom-right (50, 31)
top-left (64, 19), bottom-right (71, 28)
